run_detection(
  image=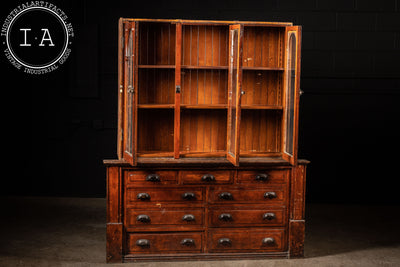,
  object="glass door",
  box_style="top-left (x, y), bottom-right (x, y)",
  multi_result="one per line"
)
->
top-left (283, 26), bottom-right (301, 165)
top-left (123, 21), bottom-right (137, 165)
top-left (227, 24), bottom-right (243, 166)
